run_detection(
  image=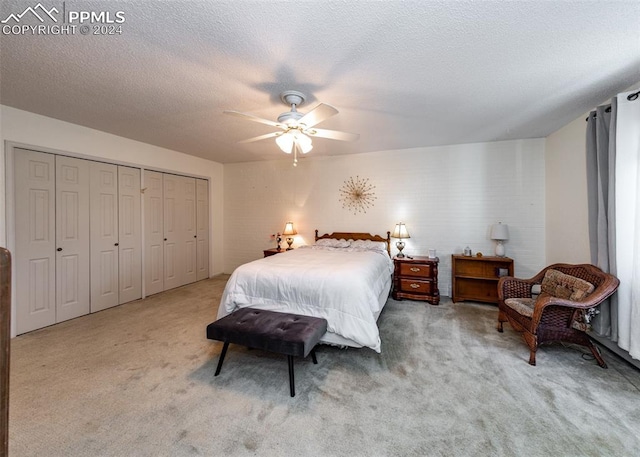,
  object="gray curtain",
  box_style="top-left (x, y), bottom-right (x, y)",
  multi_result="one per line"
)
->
top-left (586, 100), bottom-right (618, 339)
